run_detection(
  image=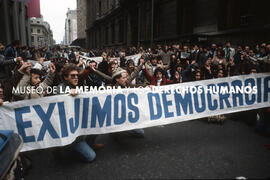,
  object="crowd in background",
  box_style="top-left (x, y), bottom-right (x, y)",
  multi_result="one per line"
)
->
top-left (0, 40), bottom-right (270, 163)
